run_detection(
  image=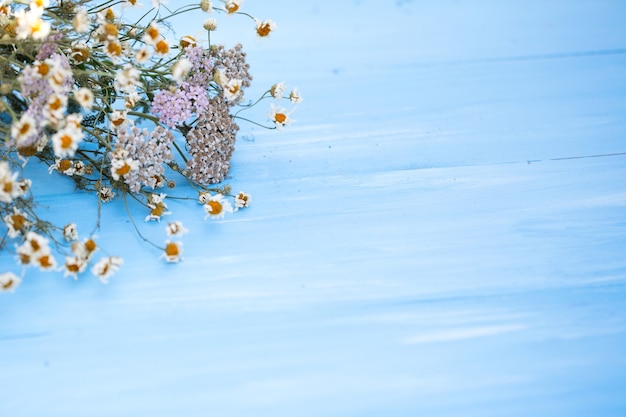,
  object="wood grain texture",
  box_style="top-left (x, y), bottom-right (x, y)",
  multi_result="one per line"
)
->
top-left (2, 1), bottom-right (626, 416)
